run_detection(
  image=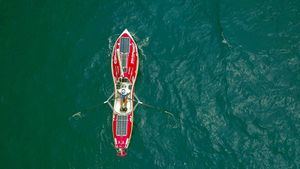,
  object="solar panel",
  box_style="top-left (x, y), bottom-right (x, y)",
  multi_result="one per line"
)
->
top-left (121, 53), bottom-right (127, 72)
top-left (120, 37), bottom-right (129, 53)
top-left (116, 115), bottom-right (128, 136)
top-left (120, 37), bottom-right (129, 73)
